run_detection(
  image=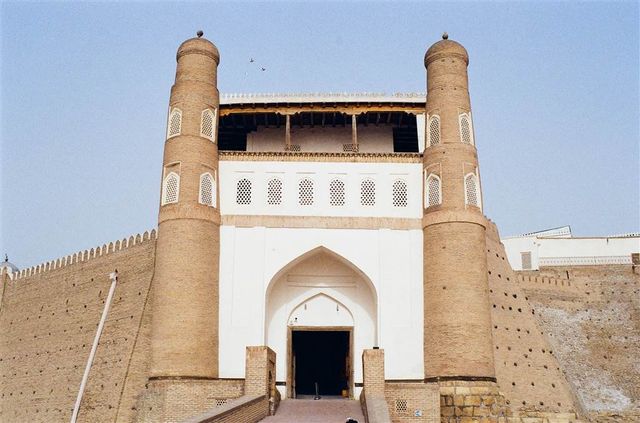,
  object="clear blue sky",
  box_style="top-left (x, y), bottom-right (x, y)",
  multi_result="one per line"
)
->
top-left (1, 1), bottom-right (638, 268)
